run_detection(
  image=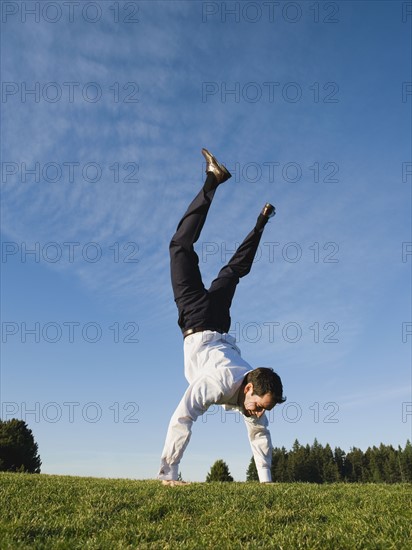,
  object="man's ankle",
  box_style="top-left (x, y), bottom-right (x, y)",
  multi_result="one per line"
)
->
top-left (203, 172), bottom-right (219, 193)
